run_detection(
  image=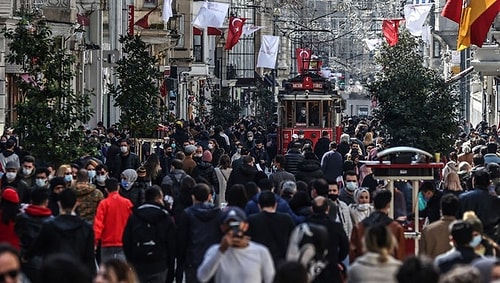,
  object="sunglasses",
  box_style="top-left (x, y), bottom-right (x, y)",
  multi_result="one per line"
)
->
top-left (0, 269), bottom-right (19, 282)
